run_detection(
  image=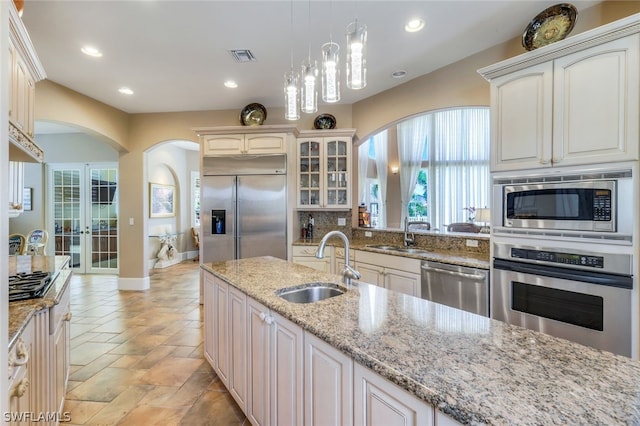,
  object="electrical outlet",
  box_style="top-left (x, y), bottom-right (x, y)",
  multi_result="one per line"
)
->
top-left (338, 218), bottom-right (346, 226)
top-left (466, 239), bottom-right (479, 247)
top-left (365, 231), bottom-right (372, 237)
